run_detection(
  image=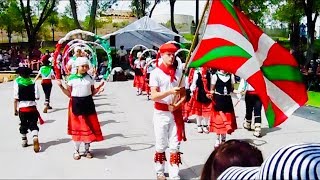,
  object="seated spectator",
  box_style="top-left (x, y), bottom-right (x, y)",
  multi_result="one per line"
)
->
top-left (217, 143), bottom-right (320, 180)
top-left (201, 140), bottom-right (263, 180)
